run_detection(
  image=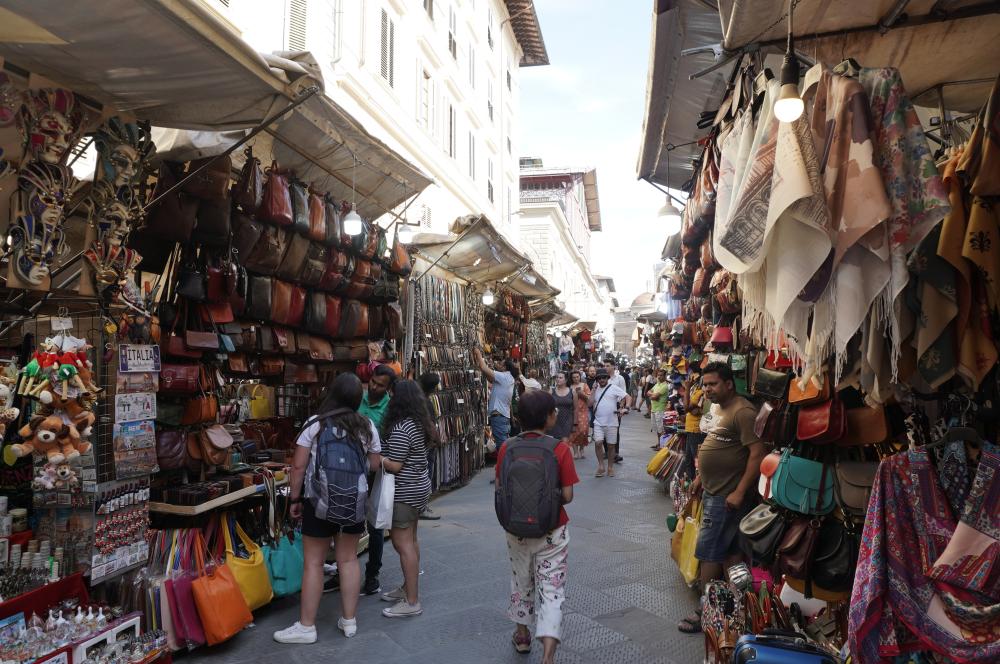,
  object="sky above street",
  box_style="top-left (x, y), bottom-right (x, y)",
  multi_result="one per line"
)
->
top-left (519, 0), bottom-right (667, 308)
